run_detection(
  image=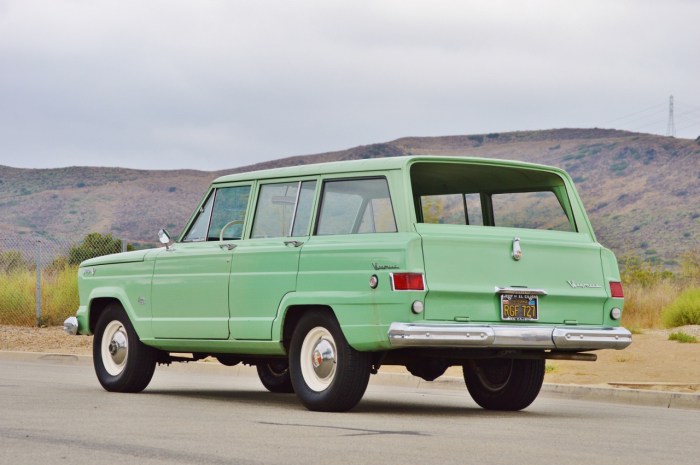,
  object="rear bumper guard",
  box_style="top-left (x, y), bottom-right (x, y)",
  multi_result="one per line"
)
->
top-left (387, 323), bottom-right (632, 351)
